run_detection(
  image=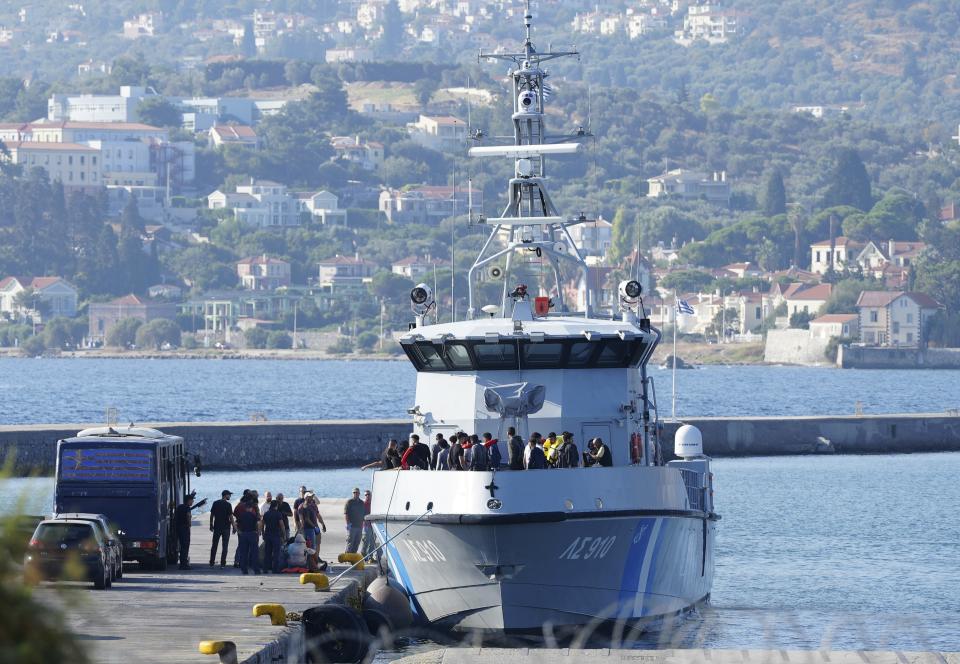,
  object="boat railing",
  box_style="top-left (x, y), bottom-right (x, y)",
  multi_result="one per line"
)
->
top-left (676, 467), bottom-right (706, 512)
